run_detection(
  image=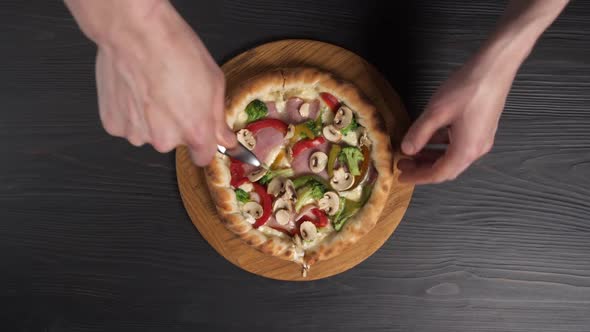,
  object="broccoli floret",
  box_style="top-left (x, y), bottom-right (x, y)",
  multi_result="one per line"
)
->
top-left (332, 199), bottom-right (349, 231)
top-left (234, 188), bottom-right (250, 203)
top-left (258, 168), bottom-right (294, 185)
top-left (340, 116), bottom-right (359, 135)
top-left (294, 180), bottom-right (327, 212)
top-left (338, 146), bottom-right (364, 176)
top-left (245, 99), bottom-right (268, 123)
